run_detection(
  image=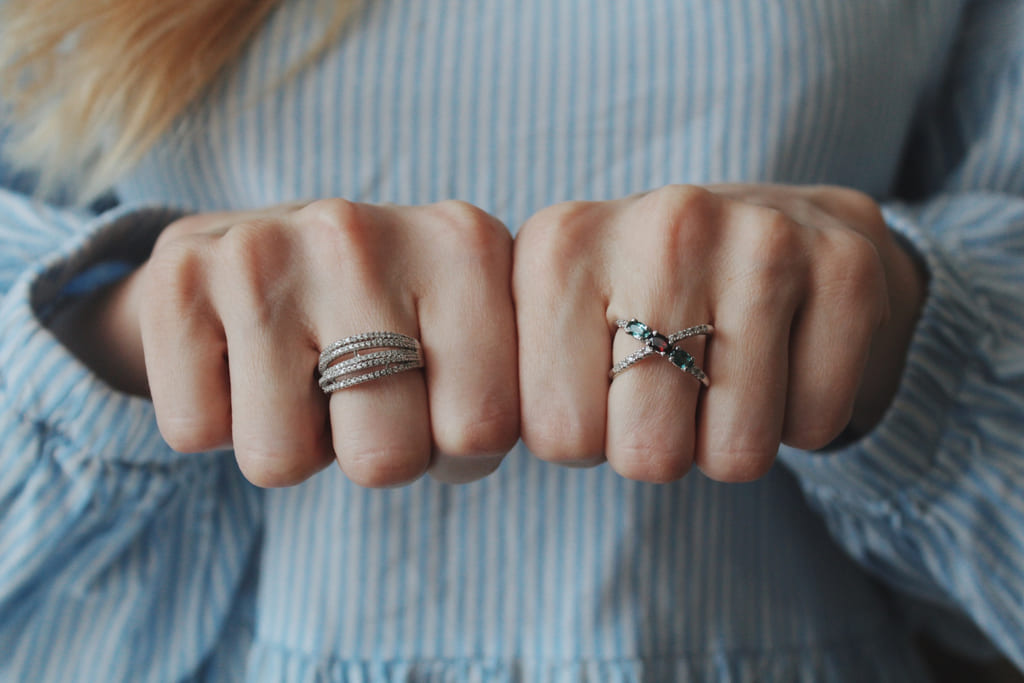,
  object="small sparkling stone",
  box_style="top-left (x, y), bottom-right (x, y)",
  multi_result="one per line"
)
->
top-left (626, 320), bottom-right (651, 339)
top-left (669, 348), bottom-right (695, 369)
top-left (649, 333), bottom-right (670, 354)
